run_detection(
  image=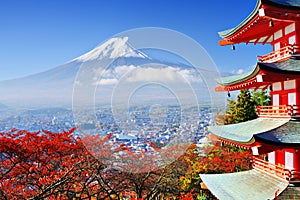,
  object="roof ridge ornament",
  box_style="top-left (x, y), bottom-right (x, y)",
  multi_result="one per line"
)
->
top-left (259, 8), bottom-right (265, 16)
